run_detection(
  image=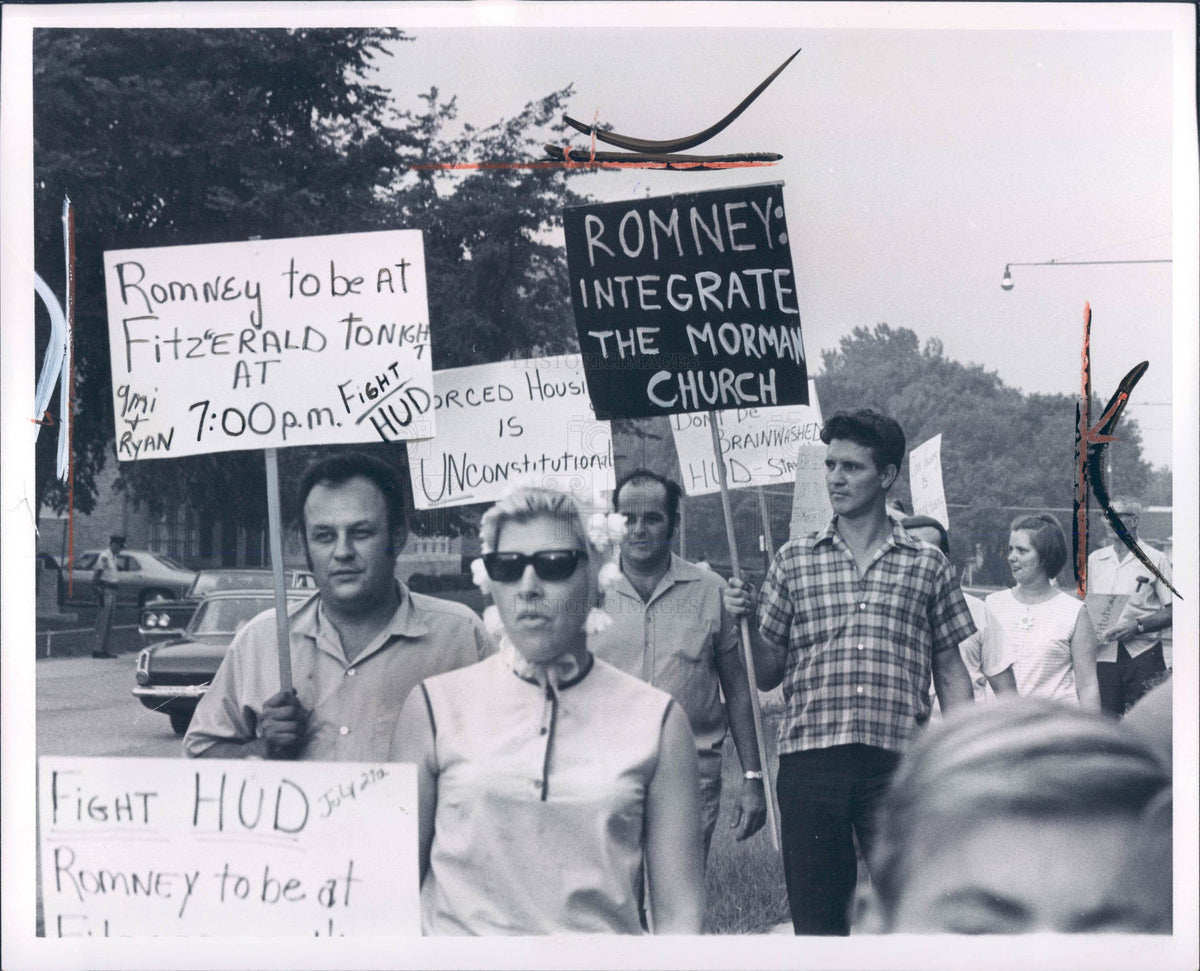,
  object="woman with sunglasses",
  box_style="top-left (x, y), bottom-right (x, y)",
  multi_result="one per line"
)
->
top-left (985, 514), bottom-right (1100, 710)
top-left (390, 485), bottom-right (705, 934)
